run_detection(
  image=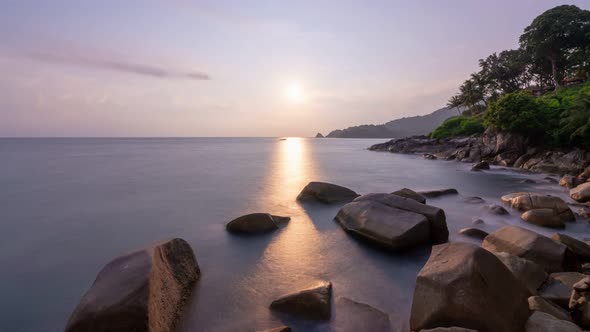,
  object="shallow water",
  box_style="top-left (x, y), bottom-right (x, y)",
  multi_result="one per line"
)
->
top-left (0, 137), bottom-right (587, 331)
